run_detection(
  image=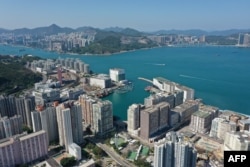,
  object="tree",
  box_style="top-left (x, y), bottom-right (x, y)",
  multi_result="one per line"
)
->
top-left (93, 146), bottom-right (104, 158)
top-left (82, 149), bottom-right (92, 159)
top-left (60, 157), bottom-right (76, 167)
top-left (22, 125), bottom-right (33, 134)
top-left (134, 159), bottom-right (151, 167)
